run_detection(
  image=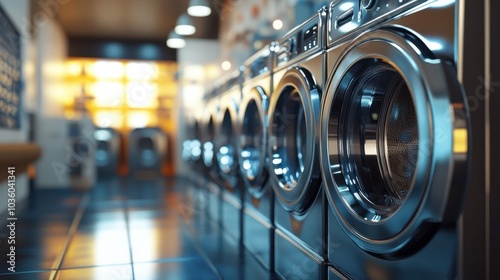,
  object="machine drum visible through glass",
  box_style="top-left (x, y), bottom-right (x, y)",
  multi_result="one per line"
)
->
top-left (339, 61), bottom-right (419, 218)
